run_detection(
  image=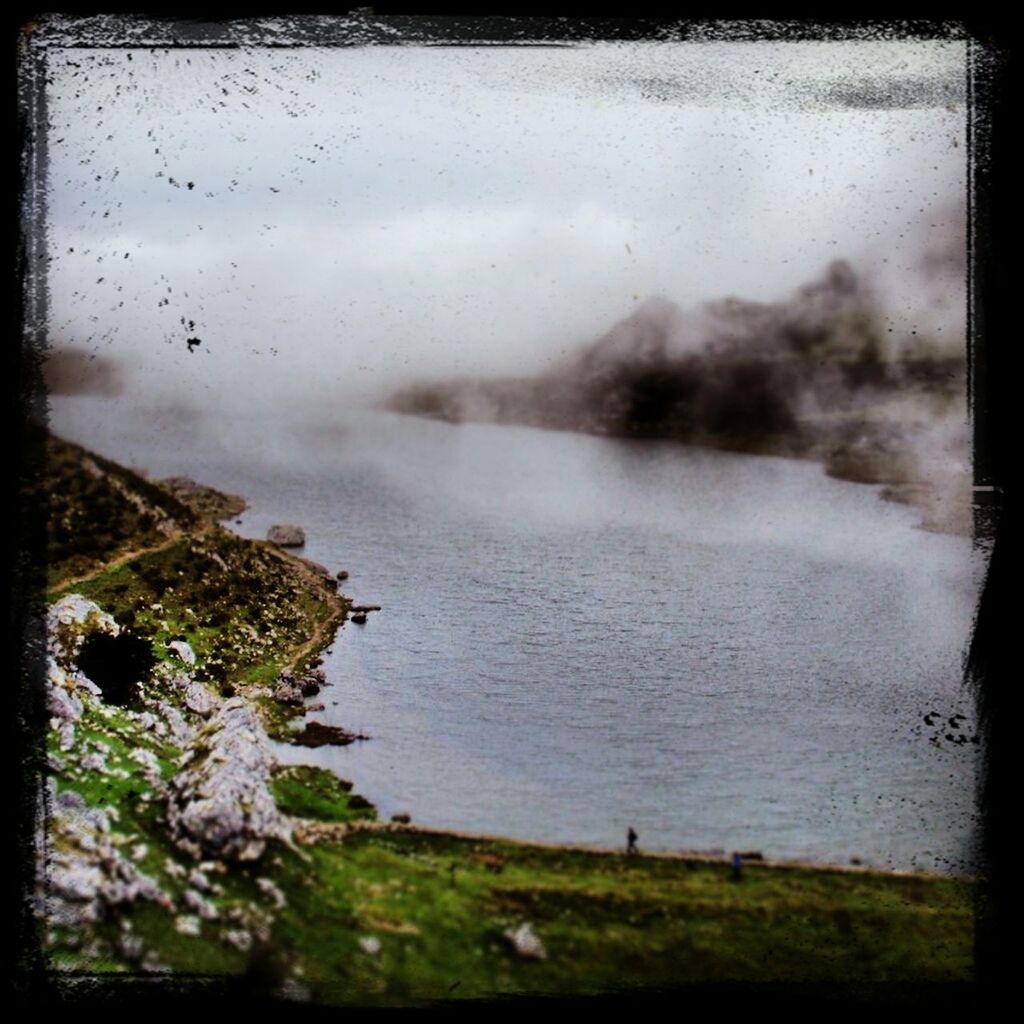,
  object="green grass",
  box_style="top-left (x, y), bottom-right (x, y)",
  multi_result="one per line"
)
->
top-left (44, 690), bottom-right (975, 1003)
top-left (271, 765), bottom-right (377, 824)
top-left (48, 527), bottom-right (347, 736)
top-left (256, 829), bottom-right (975, 1006)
